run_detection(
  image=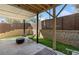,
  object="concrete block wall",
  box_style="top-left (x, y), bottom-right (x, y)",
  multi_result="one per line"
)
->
top-left (56, 30), bottom-right (79, 47)
top-left (40, 29), bottom-right (79, 48)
